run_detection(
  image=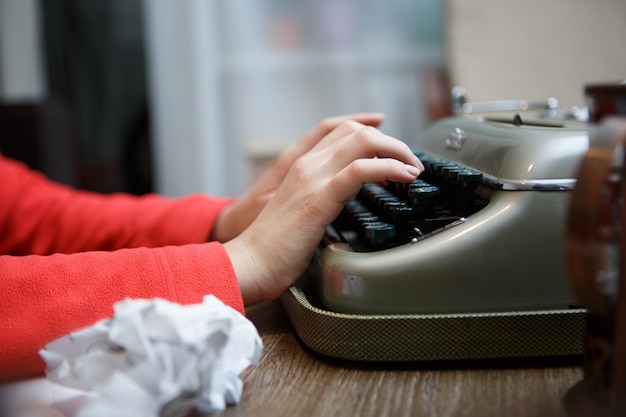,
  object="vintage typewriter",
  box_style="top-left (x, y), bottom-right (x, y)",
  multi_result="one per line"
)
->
top-left (281, 95), bottom-right (591, 362)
